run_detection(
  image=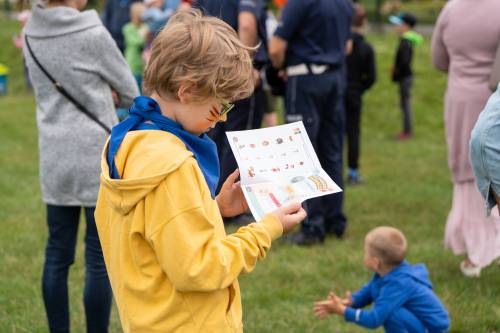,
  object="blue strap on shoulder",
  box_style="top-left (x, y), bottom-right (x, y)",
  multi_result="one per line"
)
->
top-left (106, 96), bottom-right (220, 198)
